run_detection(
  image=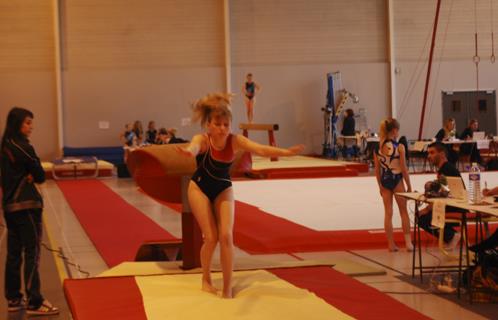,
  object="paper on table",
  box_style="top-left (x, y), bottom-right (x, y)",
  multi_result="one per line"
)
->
top-left (431, 200), bottom-right (446, 229)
